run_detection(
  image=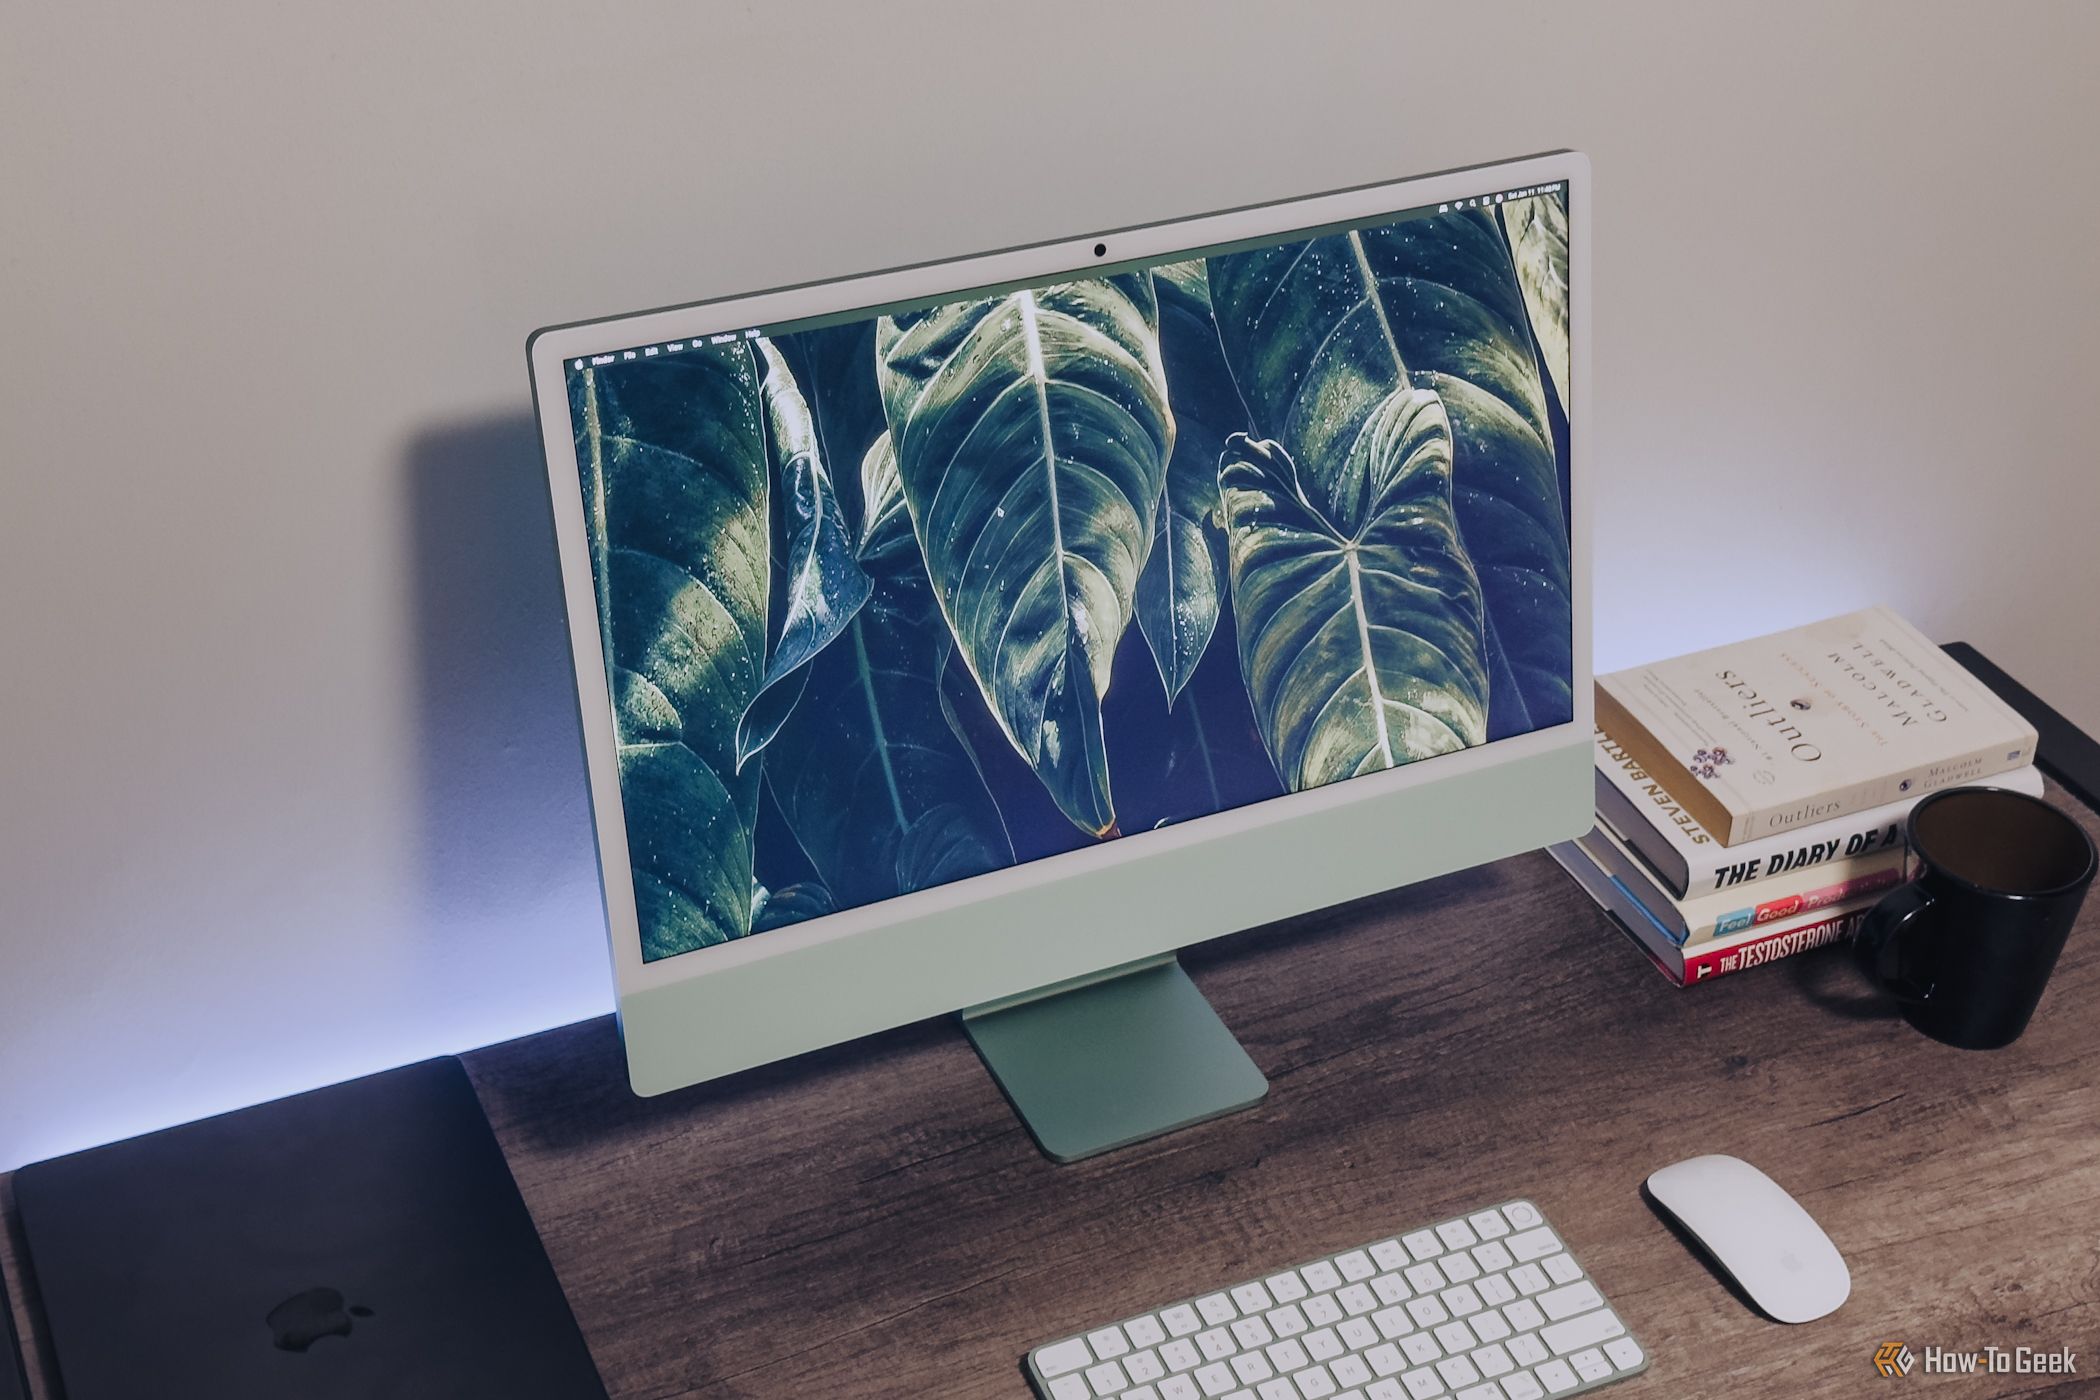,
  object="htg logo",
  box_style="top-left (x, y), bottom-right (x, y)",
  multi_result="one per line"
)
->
top-left (1874, 1341), bottom-right (1917, 1377)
